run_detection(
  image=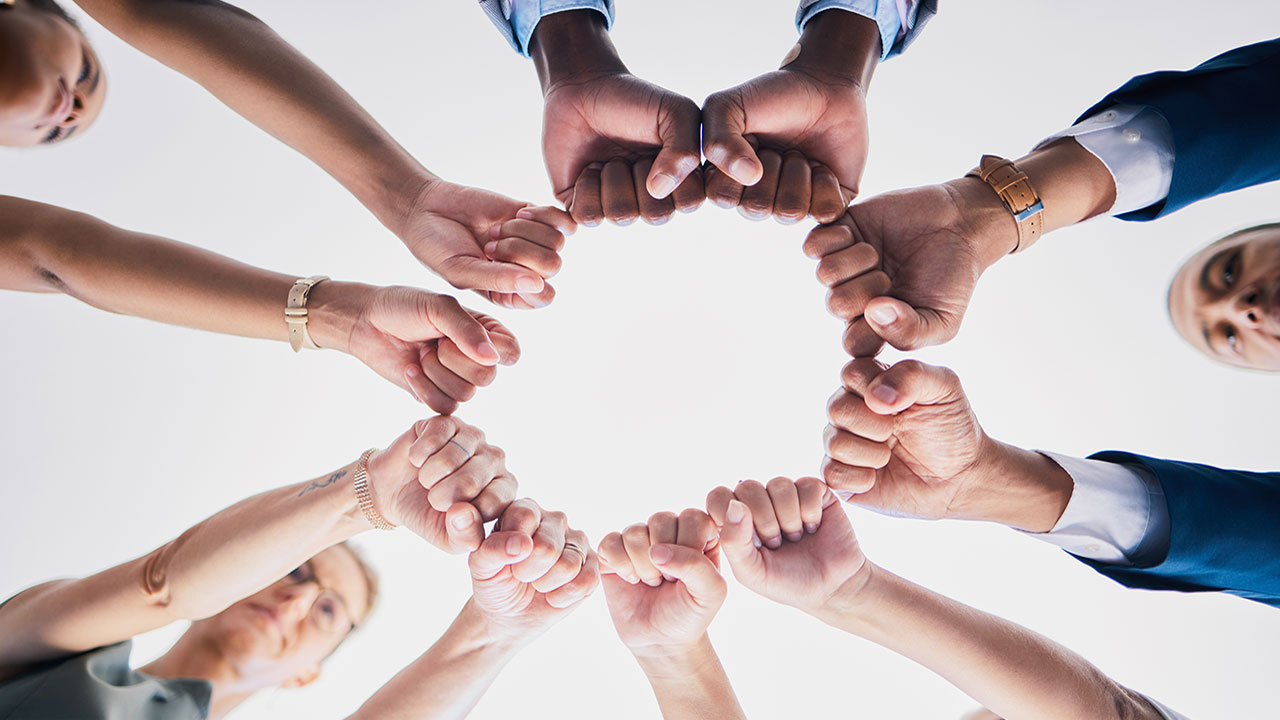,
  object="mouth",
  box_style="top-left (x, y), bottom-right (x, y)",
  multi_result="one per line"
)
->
top-left (248, 604), bottom-right (287, 648)
top-left (44, 78), bottom-right (73, 126)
